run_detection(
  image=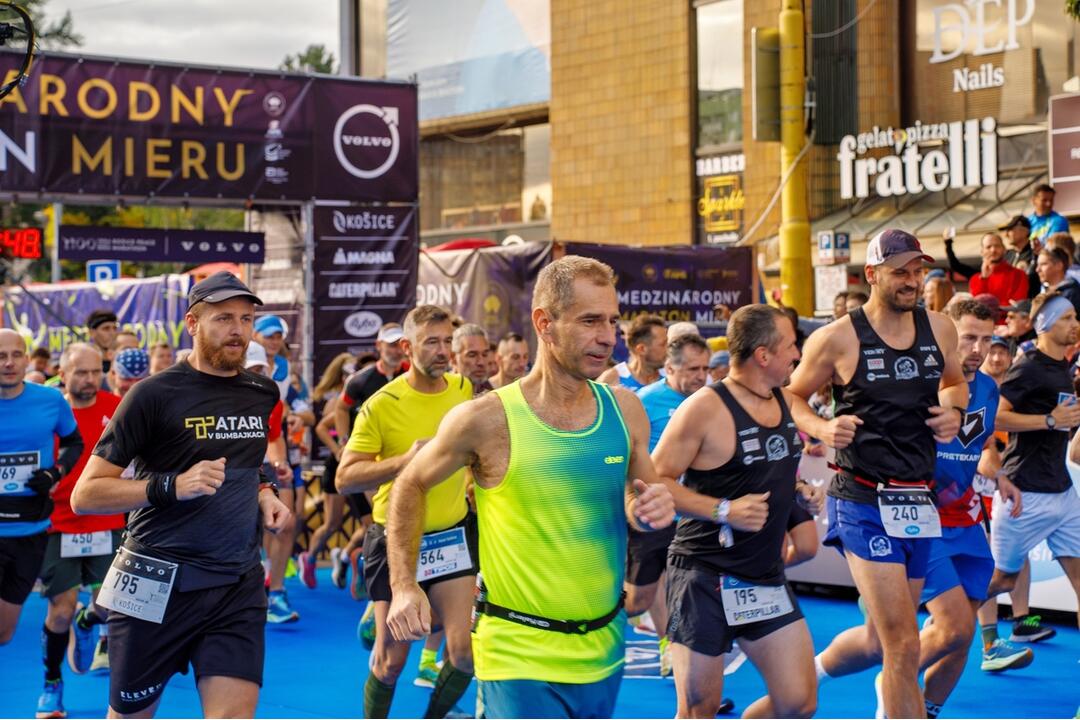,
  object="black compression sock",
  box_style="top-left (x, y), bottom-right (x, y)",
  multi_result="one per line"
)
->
top-left (363, 674), bottom-right (396, 719)
top-left (424, 661), bottom-right (474, 719)
top-left (42, 626), bottom-right (66, 682)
